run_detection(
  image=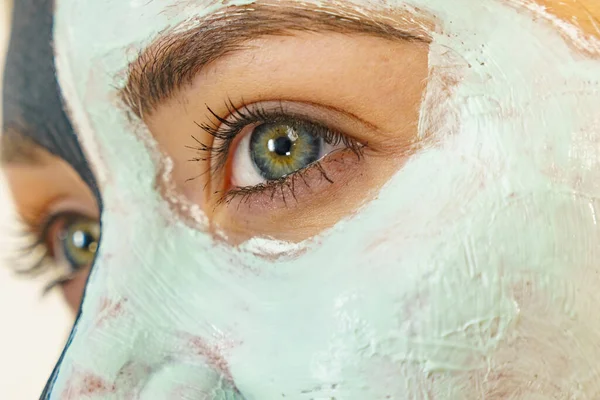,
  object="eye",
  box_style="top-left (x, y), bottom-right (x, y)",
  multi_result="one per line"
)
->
top-left (195, 101), bottom-right (365, 205)
top-left (36, 212), bottom-right (100, 287)
top-left (47, 213), bottom-right (100, 271)
top-left (229, 119), bottom-right (346, 187)
top-left (12, 211), bottom-right (100, 292)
